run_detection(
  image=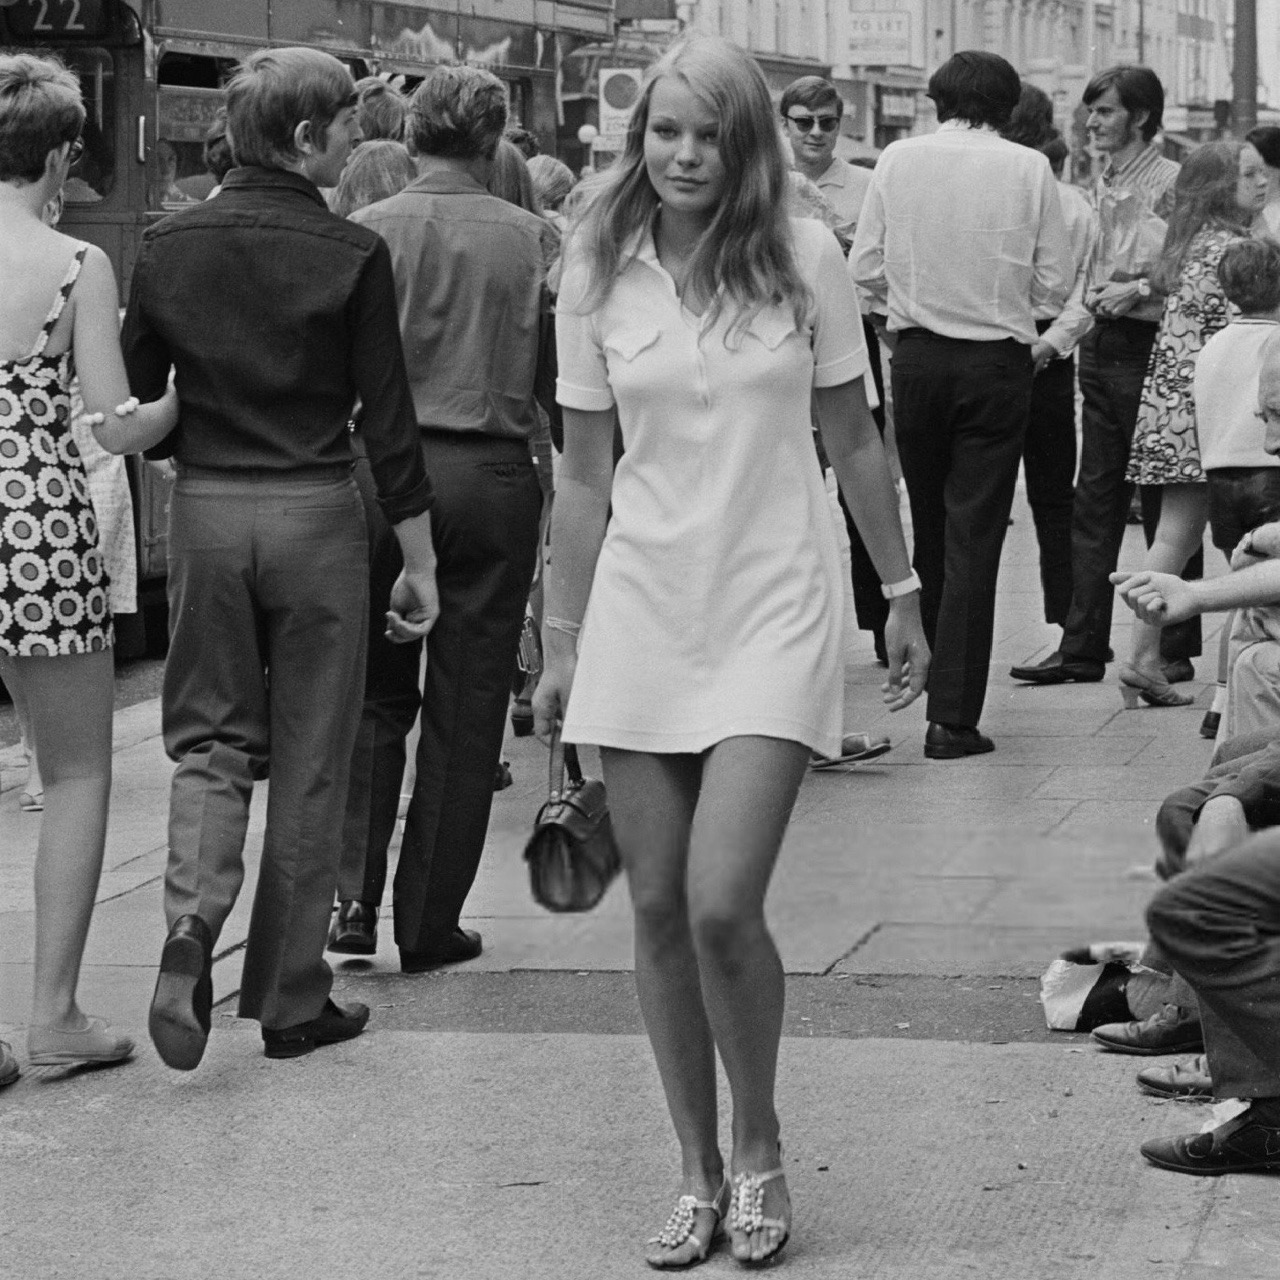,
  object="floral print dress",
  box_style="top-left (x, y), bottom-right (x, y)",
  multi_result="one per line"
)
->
top-left (1126, 225), bottom-right (1238, 486)
top-left (0, 246), bottom-right (112, 656)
